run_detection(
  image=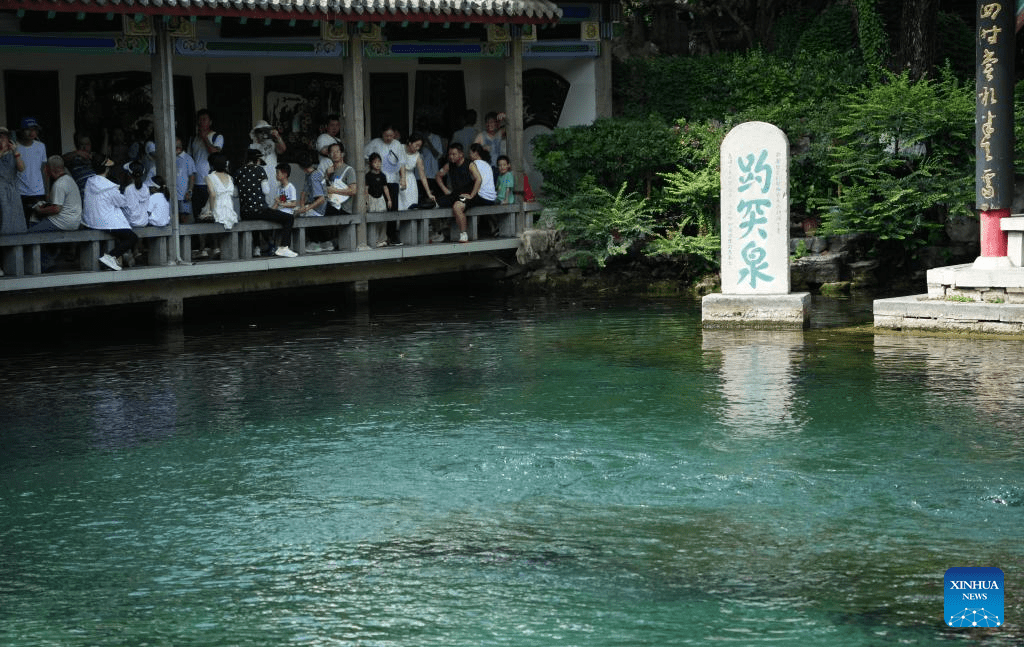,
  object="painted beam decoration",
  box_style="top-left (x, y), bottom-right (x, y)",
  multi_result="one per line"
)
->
top-left (977, 1), bottom-right (1015, 210)
top-left (720, 122), bottom-right (790, 295)
top-left (363, 41), bottom-right (507, 57)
